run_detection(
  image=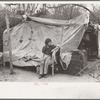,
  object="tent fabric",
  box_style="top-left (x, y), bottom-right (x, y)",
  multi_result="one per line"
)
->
top-left (3, 13), bottom-right (89, 67)
top-left (28, 13), bottom-right (89, 26)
